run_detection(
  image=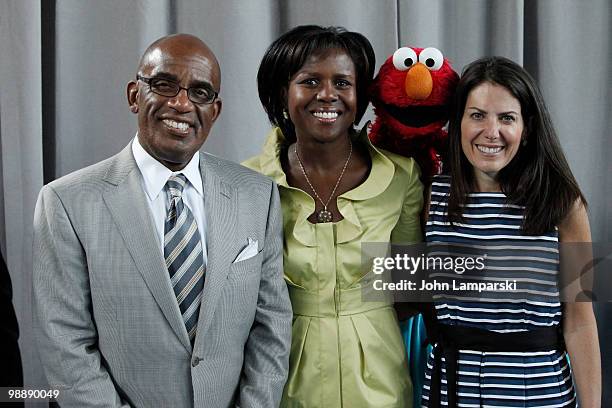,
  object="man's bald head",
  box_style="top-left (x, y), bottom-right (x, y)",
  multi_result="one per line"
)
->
top-left (138, 33), bottom-right (221, 90)
top-left (127, 33), bottom-right (223, 171)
